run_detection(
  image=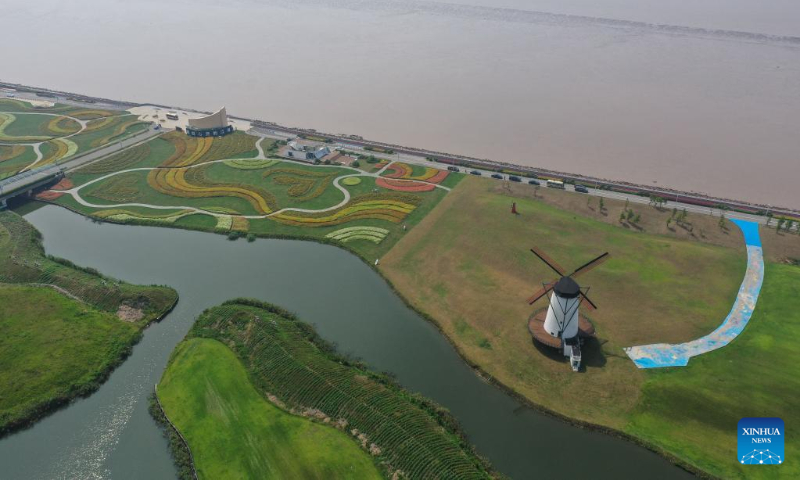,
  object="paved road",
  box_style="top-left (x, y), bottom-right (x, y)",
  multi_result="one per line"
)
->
top-left (321, 138), bottom-right (777, 226)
